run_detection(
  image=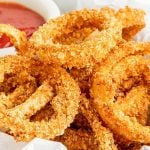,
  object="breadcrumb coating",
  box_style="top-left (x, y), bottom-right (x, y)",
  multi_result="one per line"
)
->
top-left (0, 24), bottom-right (27, 53)
top-left (55, 128), bottom-right (99, 150)
top-left (28, 9), bottom-right (122, 69)
top-left (116, 6), bottom-right (145, 40)
top-left (80, 95), bottom-right (118, 150)
top-left (91, 53), bottom-right (150, 143)
top-left (0, 56), bottom-right (80, 141)
top-left (0, 7), bottom-right (149, 149)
